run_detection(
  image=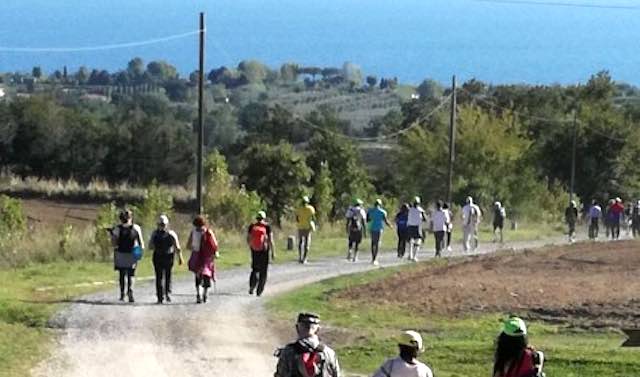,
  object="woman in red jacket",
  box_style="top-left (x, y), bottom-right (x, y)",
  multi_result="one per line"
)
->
top-left (493, 317), bottom-right (545, 377)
